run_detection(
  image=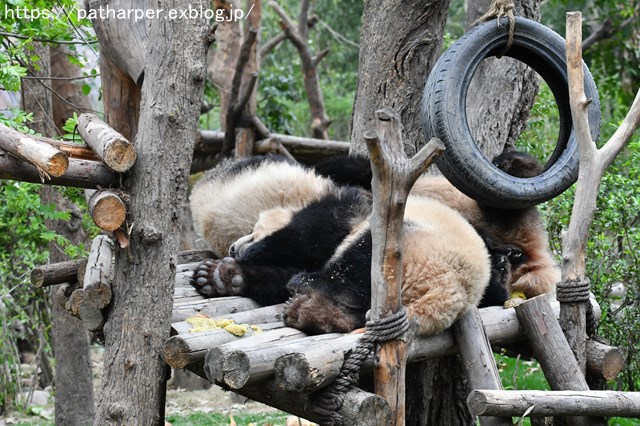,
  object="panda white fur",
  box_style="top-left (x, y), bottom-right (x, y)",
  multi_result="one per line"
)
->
top-left (190, 155), bottom-right (494, 336)
top-left (190, 155), bottom-right (337, 258)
